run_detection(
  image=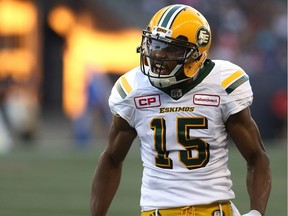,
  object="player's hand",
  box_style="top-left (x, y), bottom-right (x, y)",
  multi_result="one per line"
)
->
top-left (242, 210), bottom-right (262, 216)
